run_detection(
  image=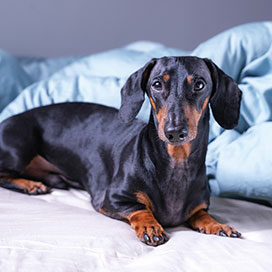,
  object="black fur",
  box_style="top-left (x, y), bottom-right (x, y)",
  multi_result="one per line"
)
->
top-left (204, 58), bottom-right (242, 129)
